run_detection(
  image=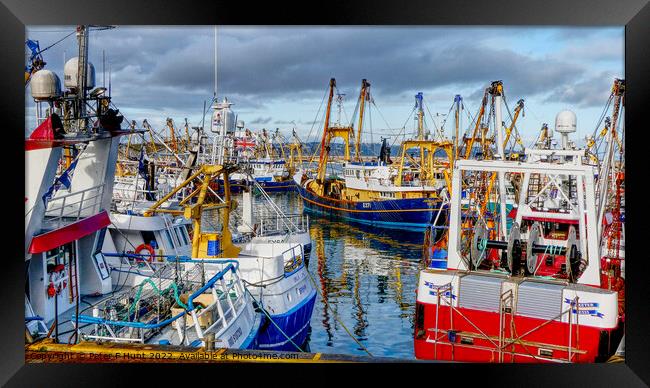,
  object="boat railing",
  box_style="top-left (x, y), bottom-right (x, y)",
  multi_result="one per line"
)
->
top-left (73, 262), bottom-right (247, 347)
top-left (257, 213), bottom-right (309, 236)
top-left (44, 184), bottom-right (105, 228)
top-left (282, 244), bottom-right (305, 276)
top-left (103, 252), bottom-right (176, 274)
top-left (112, 186), bottom-right (160, 202)
top-left (184, 265), bottom-right (248, 346)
